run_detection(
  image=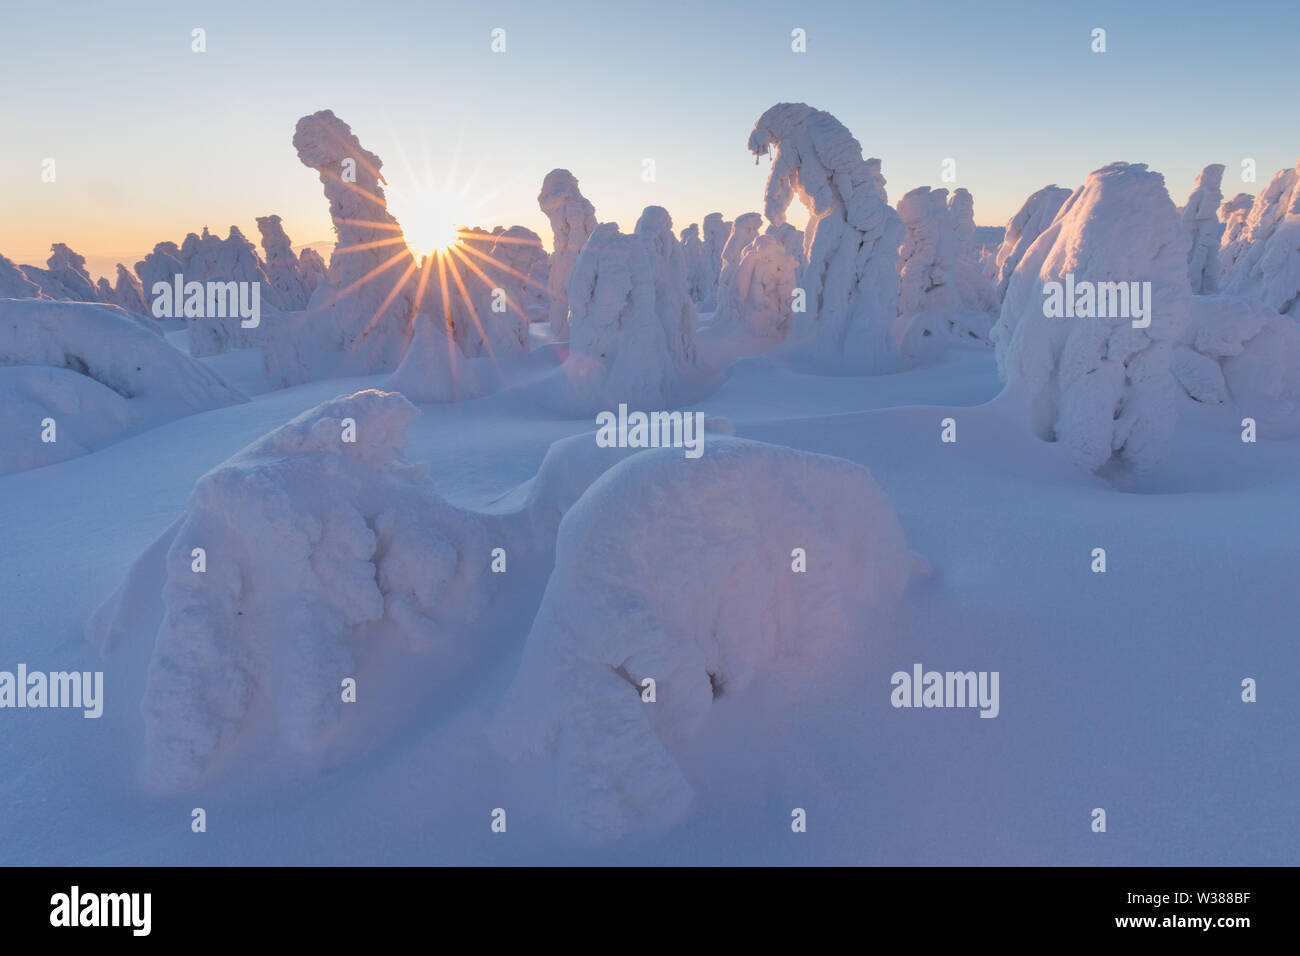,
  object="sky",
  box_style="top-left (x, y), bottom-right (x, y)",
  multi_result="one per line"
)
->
top-left (1, 0), bottom-right (1296, 280)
